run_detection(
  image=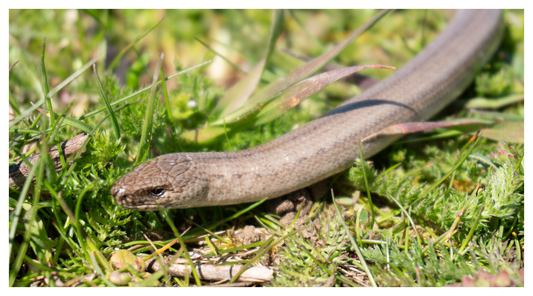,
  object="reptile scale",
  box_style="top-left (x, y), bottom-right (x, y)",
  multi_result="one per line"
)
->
top-left (112, 10), bottom-right (504, 210)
